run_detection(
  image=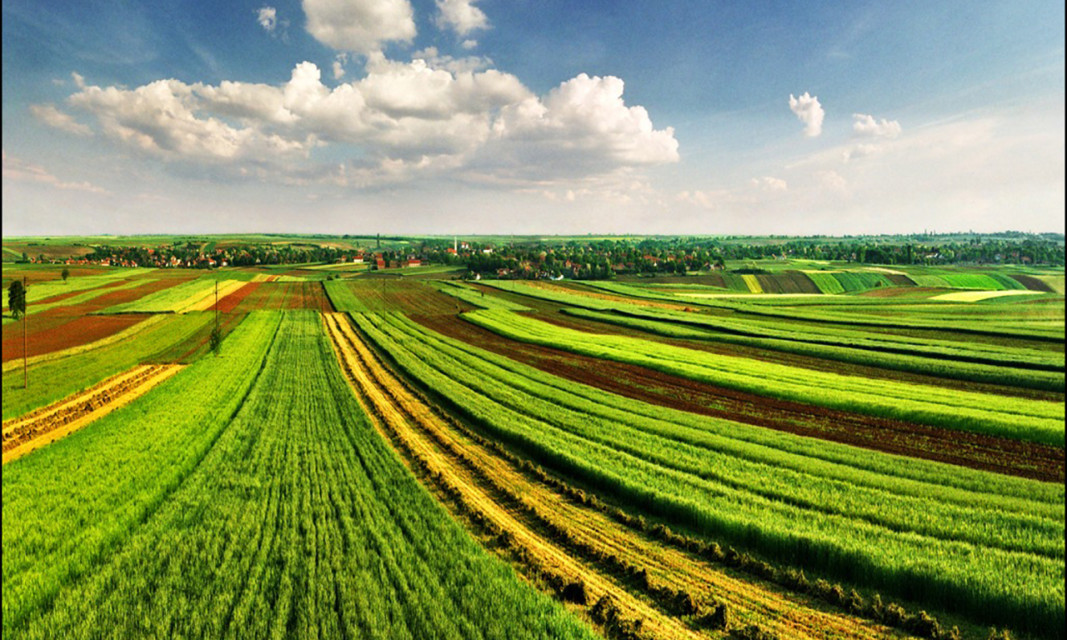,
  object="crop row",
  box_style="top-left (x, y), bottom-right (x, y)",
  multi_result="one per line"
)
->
top-left (353, 311), bottom-right (1065, 636)
top-left (605, 304), bottom-right (1063, 370)
top-left (465, 310), bottom-right (1064, 445)
top-left (579, 281), bottom-right (1062, 338)
top-left (557, 308), bottom-right (1064, 392)
top-left (19, 269), bottom-right (152, 305)
top-left (333, 312), bottom-right (995, 639)
top-left (434, 281), bottom-right (533, 311)
top-left (325, 312), bottom-right (709, 639)
top-left (324, 278), bottom-right (467, 315)
top-left (4, 311), bottom-right (592, 639)
top-left (2, 312), bottom-right (284, 636)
